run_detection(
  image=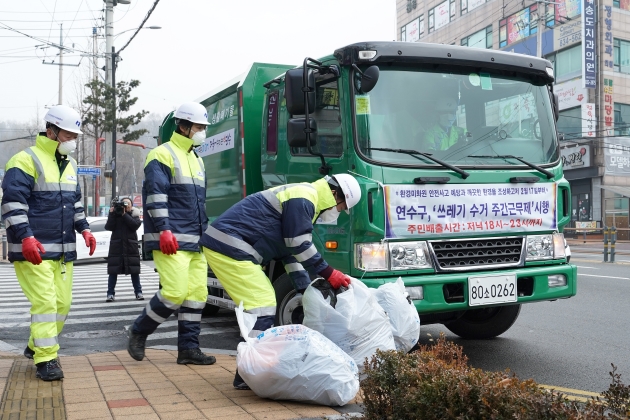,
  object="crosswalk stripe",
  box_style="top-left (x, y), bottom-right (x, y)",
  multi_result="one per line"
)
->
top-left (147, 326), bottom-right (240, 341)
top-left (0, 314), bottom-right (238, 329)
